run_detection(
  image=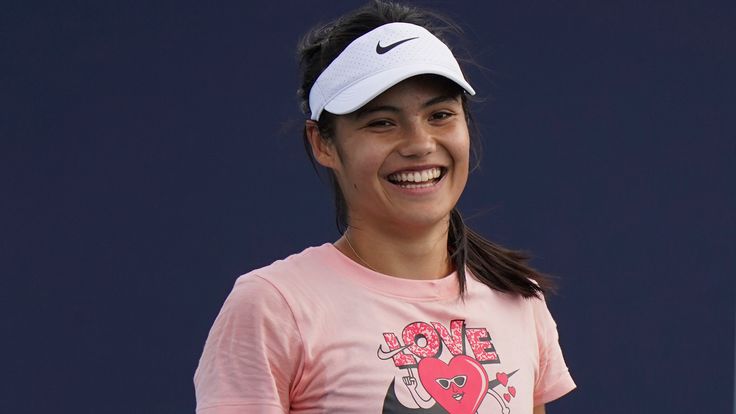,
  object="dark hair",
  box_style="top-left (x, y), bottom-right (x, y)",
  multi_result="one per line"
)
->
top-left (296, 0), bottom-right (554, 298)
